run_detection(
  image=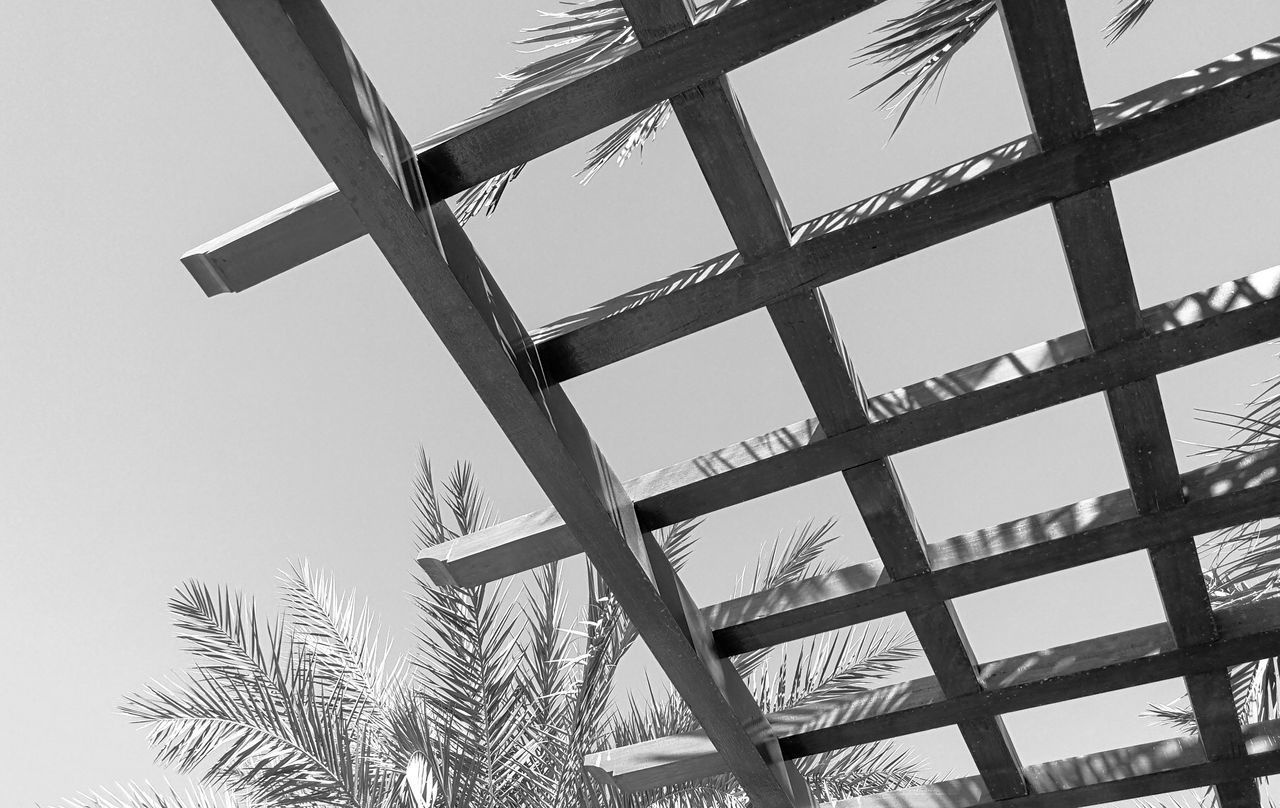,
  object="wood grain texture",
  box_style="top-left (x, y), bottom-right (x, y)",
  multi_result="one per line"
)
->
top-left (529, 37), bottom-right (1280, 382)
top-left (824, 718), bottom-right (1280, 808)
top-left (418, 266), bottom-right (1280, 586)
top-left (646, 6), bottom-right (1024, 787)
top-left (182, 0), bottom-right (889, 294)
top-left (586, 600), bottom-right (1280, 790)
top-left (210, 3), bottom-right (799, 804)
top-left (708, 444), bottom-right (1280, 653)
top-left (998, 3), bottom-right (1253, 798)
